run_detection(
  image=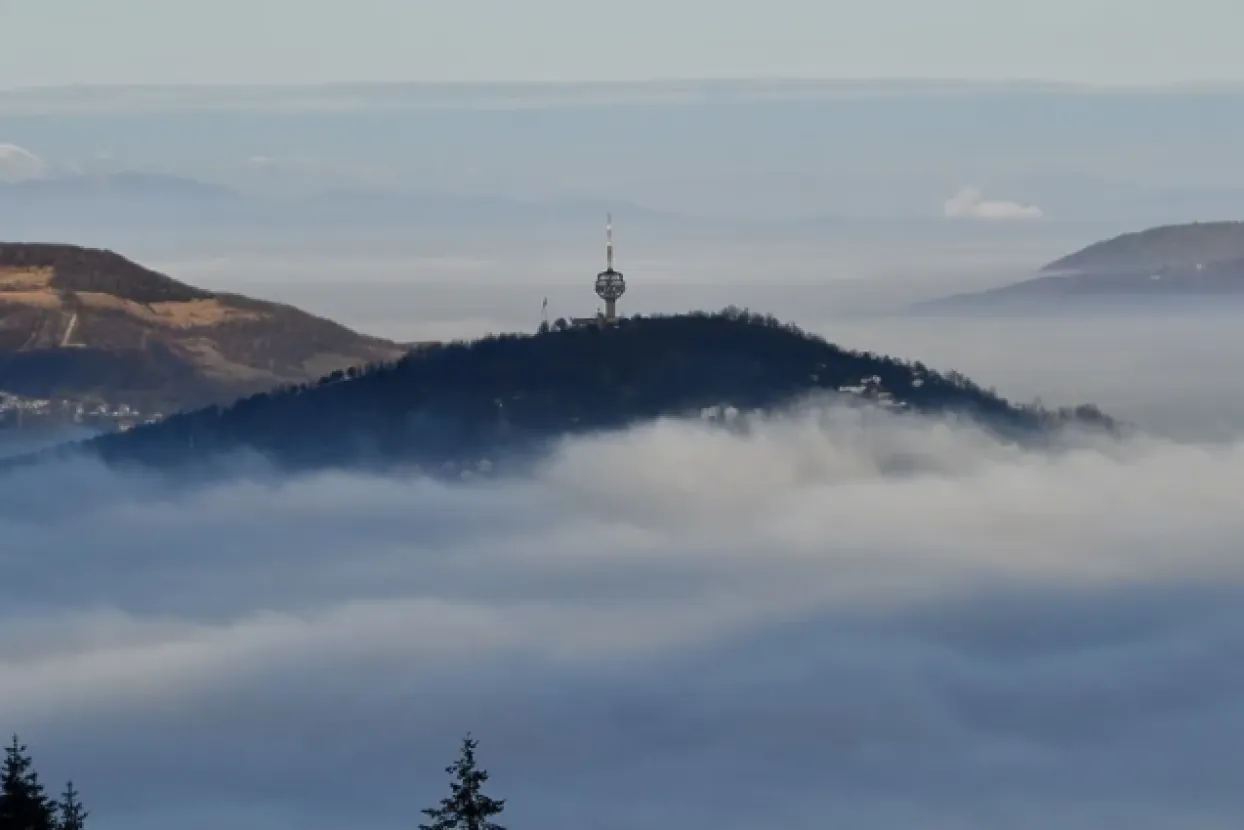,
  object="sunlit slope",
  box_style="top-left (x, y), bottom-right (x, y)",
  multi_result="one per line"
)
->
top-left (0, 243), bottom-right (404, 409)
